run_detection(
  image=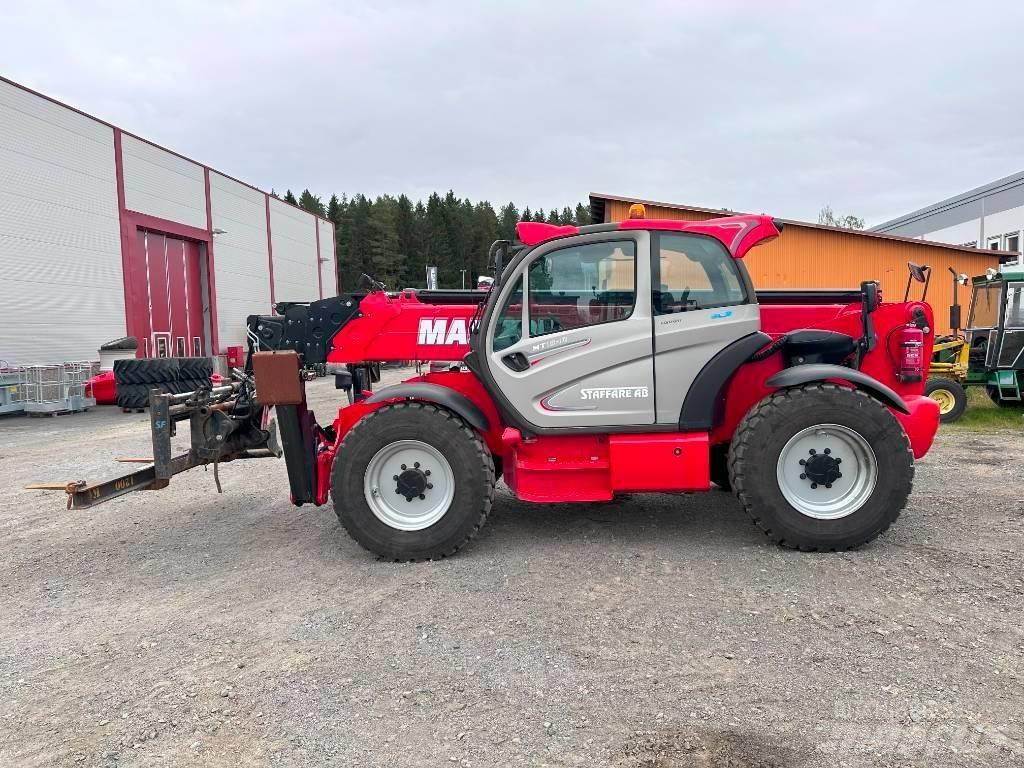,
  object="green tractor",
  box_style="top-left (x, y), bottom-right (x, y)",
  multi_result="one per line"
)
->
top-left (926, 265), bottom-right (1024, 423)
